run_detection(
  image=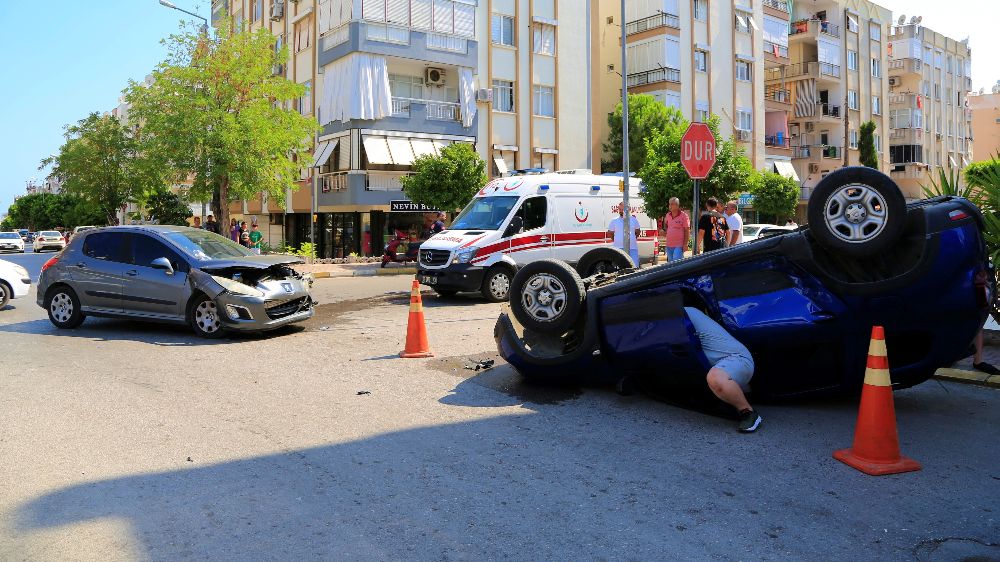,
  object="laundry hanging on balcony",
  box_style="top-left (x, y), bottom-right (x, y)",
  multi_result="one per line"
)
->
top-left (795, 81), bottom-right (816, 117)
top-left (458, 67), bottom-right (476, 128)
top-left (319, 53), bottom-right (392, 124)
